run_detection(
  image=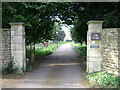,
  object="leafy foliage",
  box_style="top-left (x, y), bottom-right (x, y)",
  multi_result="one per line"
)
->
top-left (70, 2), bottom-right (120, 43)
top-left (86, 71), bottom-right (120, 88)
top-left (2, 57), bottom-right (18, 74)
top-left (72, 44), bottom-right (87, 70)
top-left (26, 43), bottom-right (58, 72)
top-left (2, 2), bottom-right (120, 44)
top-left (34, 44), bottom-right (57, 56)
top-left (53, 22), bottom-right (65, 41)
top-left (26, 42), bottom-right (68, 72)
top-left (2, 2), bottom-right (56, 45)
top-left (73, 45), bottom-right (87, 60)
